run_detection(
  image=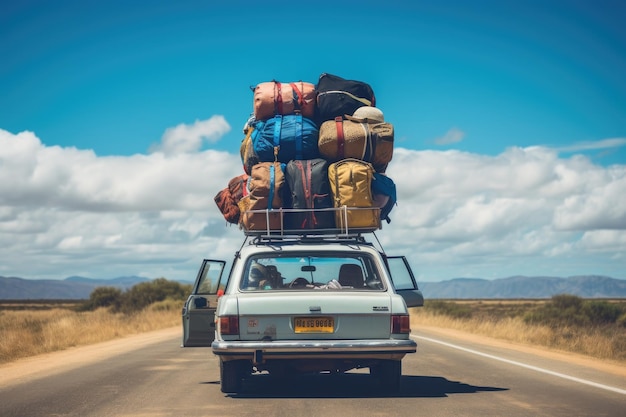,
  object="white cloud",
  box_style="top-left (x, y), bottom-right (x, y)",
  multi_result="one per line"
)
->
top-left (579, 230), bottom-right (626, 253)
top-left (0, 128), bottom-right (625, 282)
top-left (383, 147), bottom-right (626, 280)
top-left (0, 128), bottom-right (238, 212)
top-left (434, 127), bottom-right (465, 145)
top-left (553, 170), bottom-right (626, 230)
top-left (0, 127), bottom-right (244, 280)
top-left (150, 115), bottom-right (231, 155)
top-left (555, 137), bottom-right (626, 152)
